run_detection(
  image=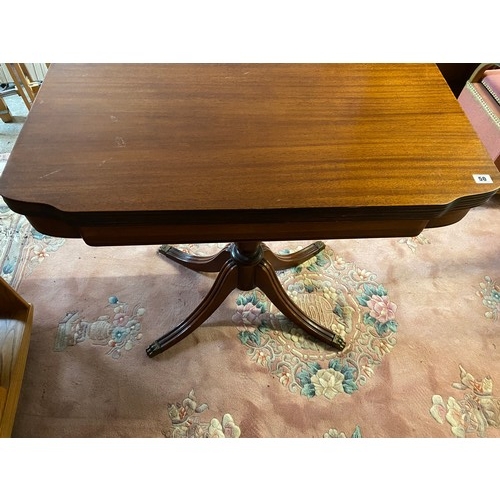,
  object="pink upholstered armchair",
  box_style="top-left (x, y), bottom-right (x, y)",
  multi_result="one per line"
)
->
top-left (458, 63), bottom-right (500, 170)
